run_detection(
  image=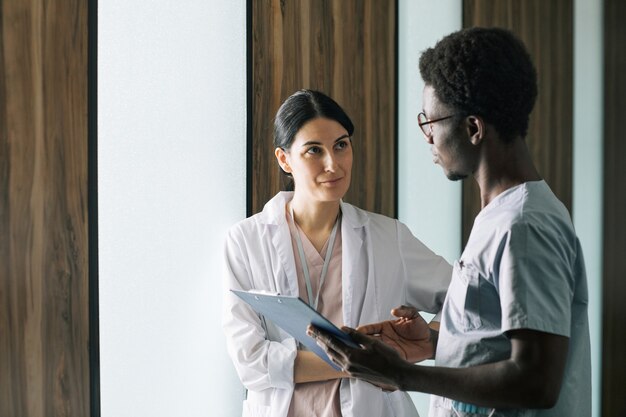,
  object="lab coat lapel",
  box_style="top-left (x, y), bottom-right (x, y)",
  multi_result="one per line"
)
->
top-left (270, 223), bottom-right (299, 296)
top-left (340, 202), bottom-right (369, 328)
top-left (262, 193), bottom-right (299, 297)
